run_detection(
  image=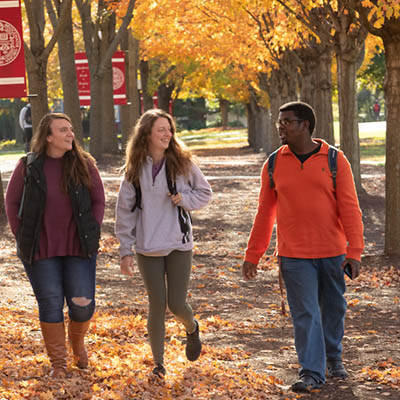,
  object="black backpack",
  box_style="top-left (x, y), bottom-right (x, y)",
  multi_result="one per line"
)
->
top-left (24, 105), bottom-right (32, 125)
top-left (267, 145), bottom-right (338, 189)
top-left (131, 163), bottom-right (191, 244)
